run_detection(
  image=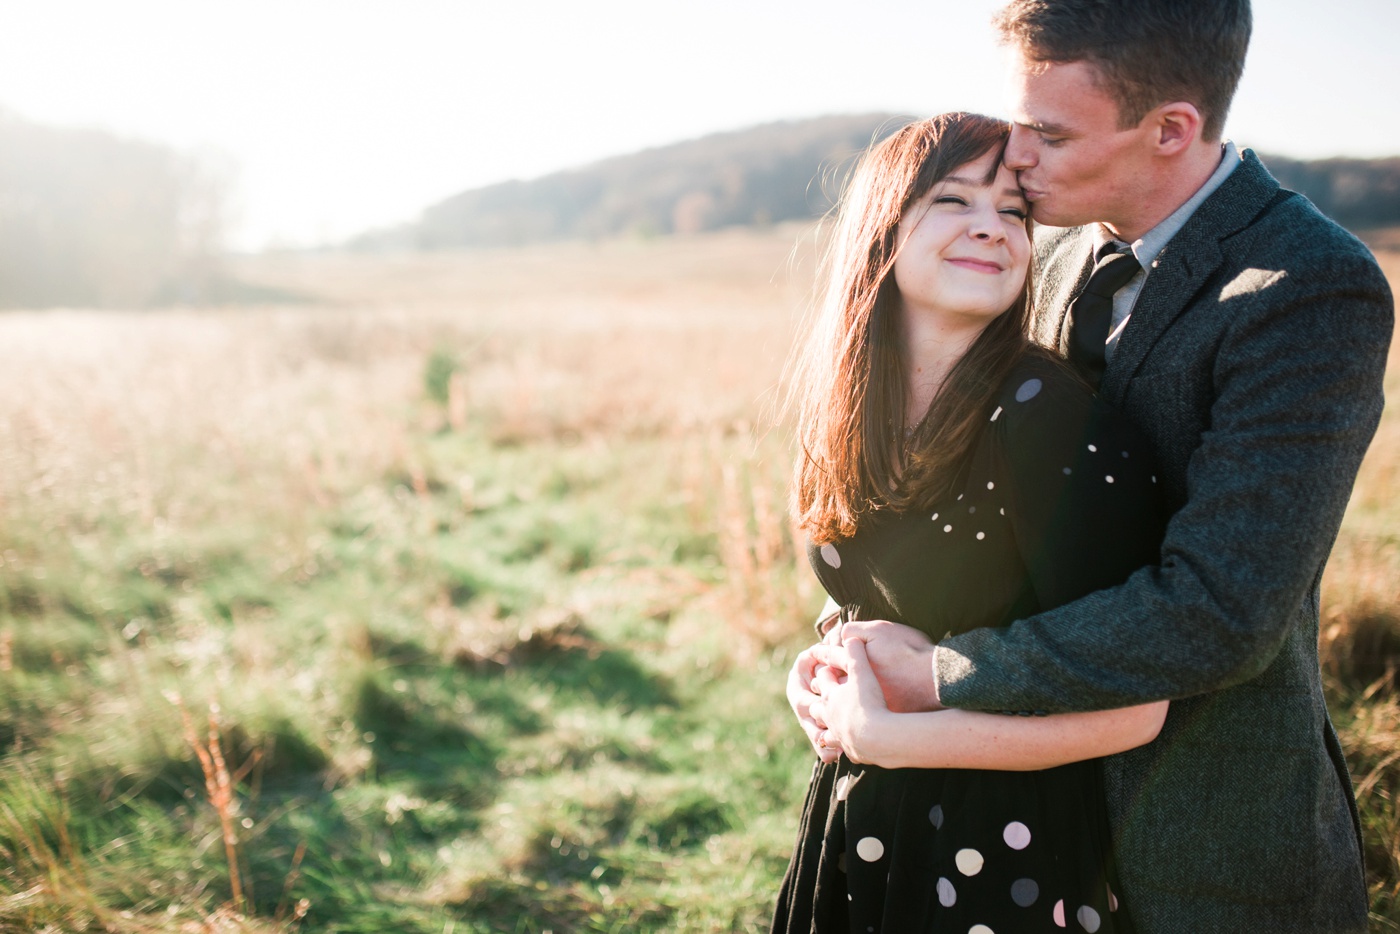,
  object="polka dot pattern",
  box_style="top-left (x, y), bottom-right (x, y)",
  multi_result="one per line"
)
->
top-left (820, 543), bottom-right (841, 569)
top-left (954, 848), bottom-right (984, 876)
top-left (787, 362), bottom-right (1159, 934)
top-left (856, 837), bottom-right (884, 862)
top-left (1002, 821), bottom-right (1031, 850)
